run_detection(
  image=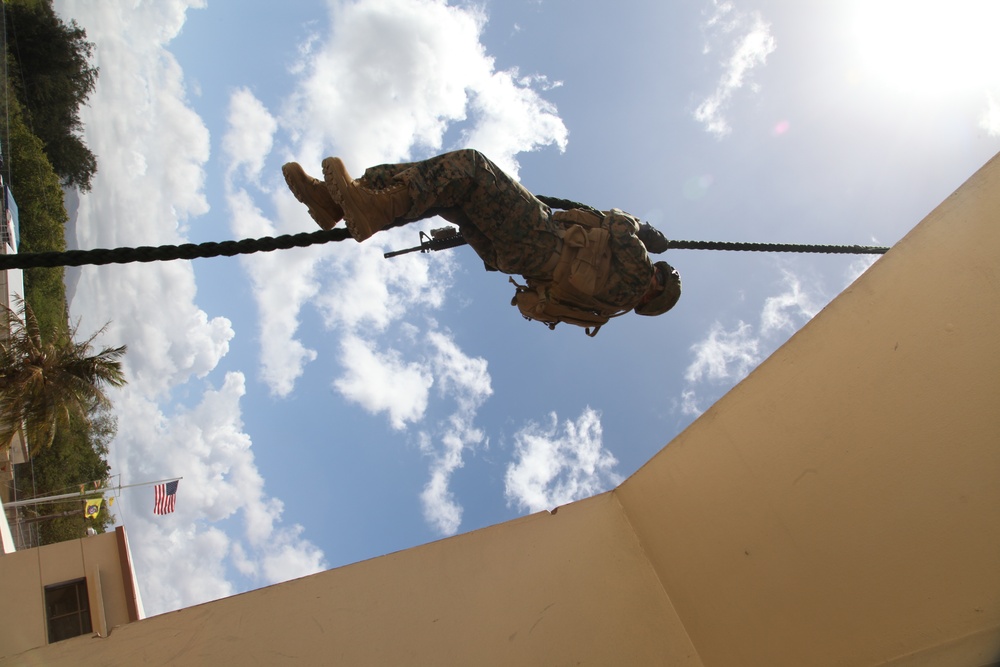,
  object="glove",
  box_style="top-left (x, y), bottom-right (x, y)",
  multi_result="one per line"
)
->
top-left (637, 222), bottom-right (670, 254)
